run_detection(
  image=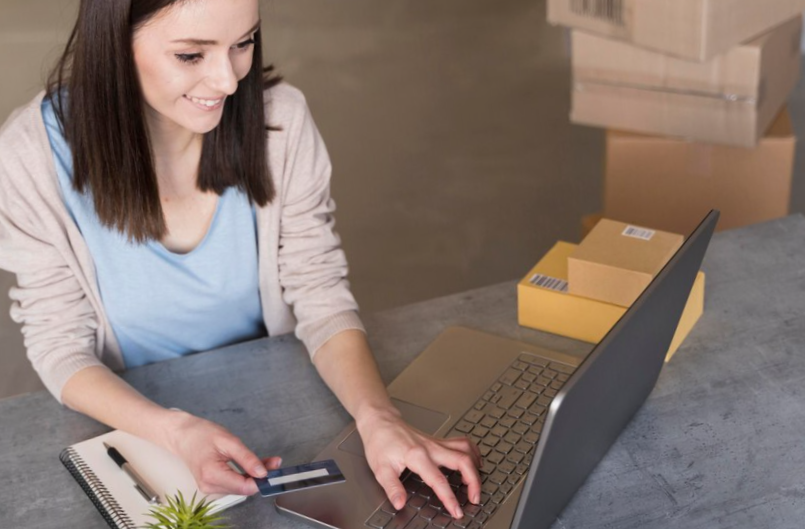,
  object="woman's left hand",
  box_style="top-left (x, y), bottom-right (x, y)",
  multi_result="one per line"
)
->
top-left (357, 407), bottom-right (482, 520)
